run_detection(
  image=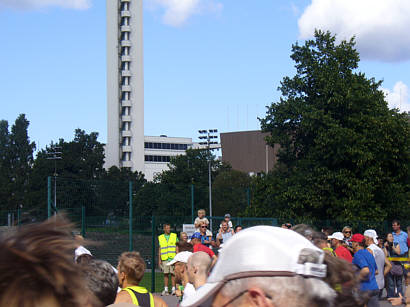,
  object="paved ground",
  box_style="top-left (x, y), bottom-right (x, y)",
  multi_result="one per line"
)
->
top-left (154, 294), bottom-right (179, 307)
